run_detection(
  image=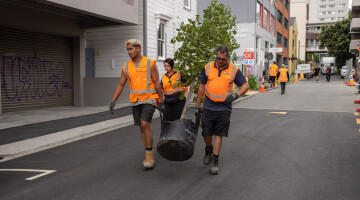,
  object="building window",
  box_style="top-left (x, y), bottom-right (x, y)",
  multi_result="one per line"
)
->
top-left (256, 2), bottom-right (262, 27)
top-left (256, 37), bottom-right (260, 64)
top-left (320, 5), bottom-right (326, 8)
top-left (284, 18), bottom-right (288, 29)
top-left (184, 0), bottom-right (191, 10)
top-left (277, 10), bottom-right (282, 23)
top-left (277, 34), bottom-right (282, 44)
top-left (157, 22), bottom-right (165, 60)
top-left (338, 10), bottom-right (345, 14)
top-left (328, 4), bottom-right (335, 8)
top-left (270, 15), bottom-right (275, 35)
top-left (263, 9), bottom-right (269, 31)
top-left (284, 38), bottom-right (288, 47)
top-left (285, 0), bottom-right (289, 10)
